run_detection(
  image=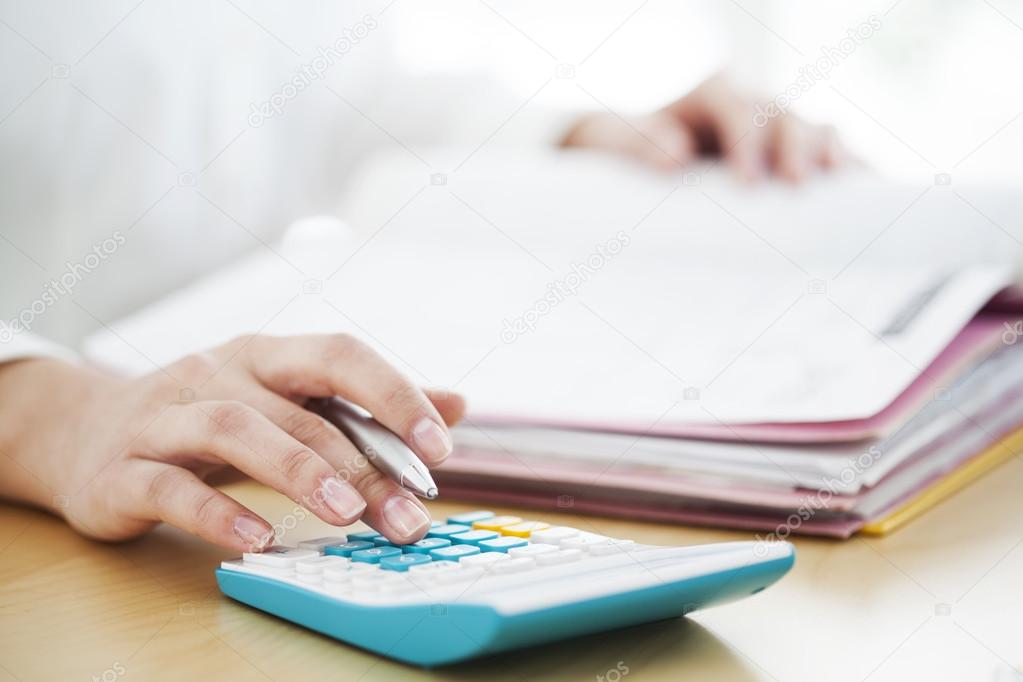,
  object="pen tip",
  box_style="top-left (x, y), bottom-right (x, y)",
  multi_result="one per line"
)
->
top-left (400, 464), bottom-right (439, 499)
